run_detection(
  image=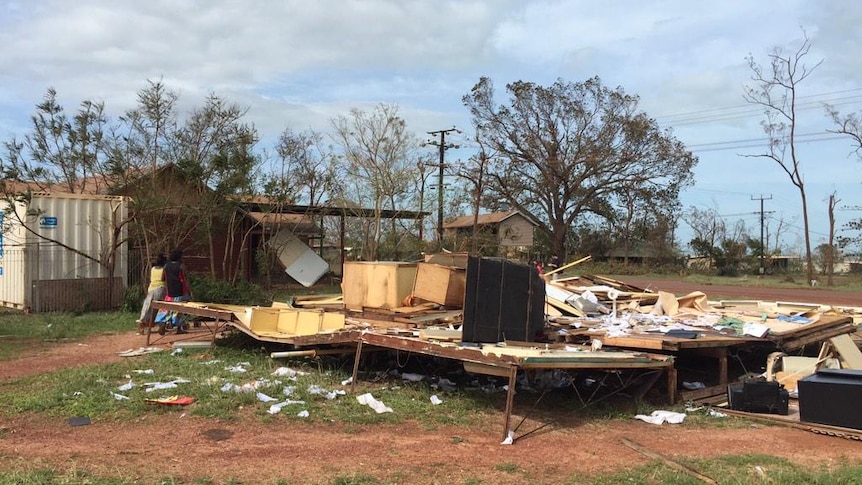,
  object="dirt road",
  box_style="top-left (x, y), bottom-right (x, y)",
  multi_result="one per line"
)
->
top-left (616, 276), bottom-right (862, 307)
